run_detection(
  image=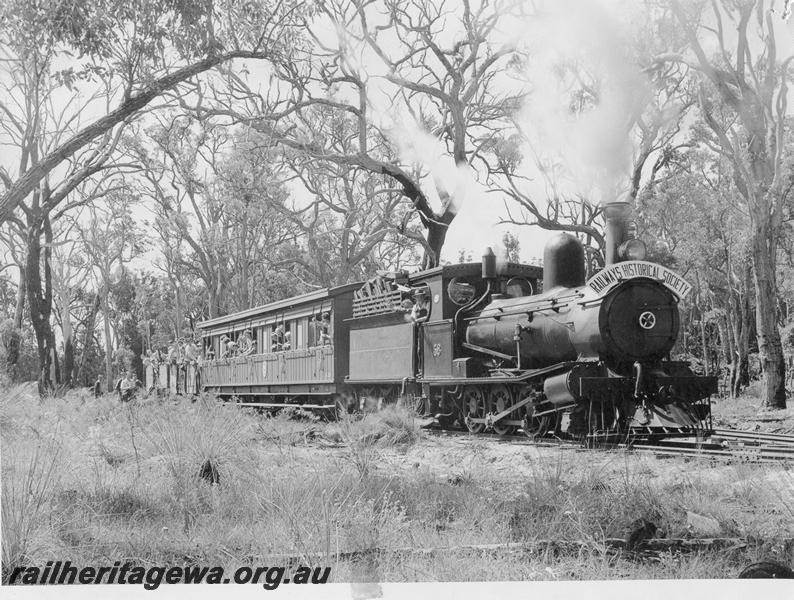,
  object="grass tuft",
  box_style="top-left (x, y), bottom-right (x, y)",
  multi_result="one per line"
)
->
top-left (1, 435), bottom-right (62, 580)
